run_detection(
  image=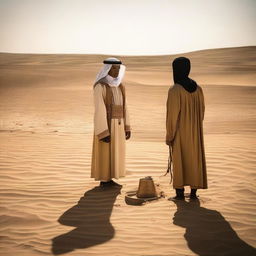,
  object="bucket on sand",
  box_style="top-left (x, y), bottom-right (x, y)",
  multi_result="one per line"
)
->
top-left (136, 176), bottom-right (157, 198)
